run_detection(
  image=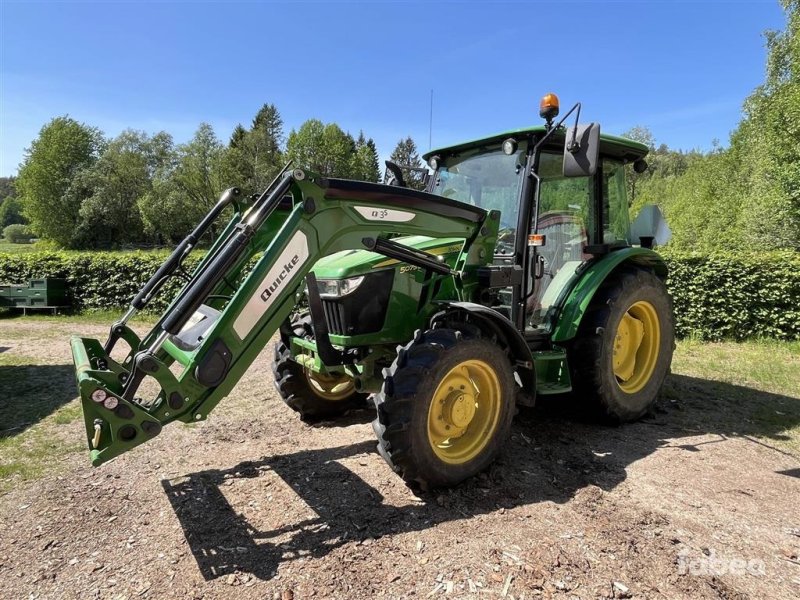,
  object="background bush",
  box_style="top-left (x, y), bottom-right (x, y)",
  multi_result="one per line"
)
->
top-left (3, 224), bottom-right (34, 244)
top-left (0, 249), bottom-right (798, 341)
top-left (660, 249), bottom-right (800, 341)
top-left (0, 251), bottom-right (201, 312)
